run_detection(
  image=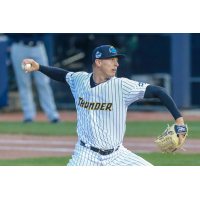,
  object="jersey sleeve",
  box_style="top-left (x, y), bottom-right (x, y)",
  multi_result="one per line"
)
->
top-left (65, 71), bottom-right (88, 88)
top-left (65, 72), bottom-right (76, 87)
top-left (121, 78), bottom-right (150, 107)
